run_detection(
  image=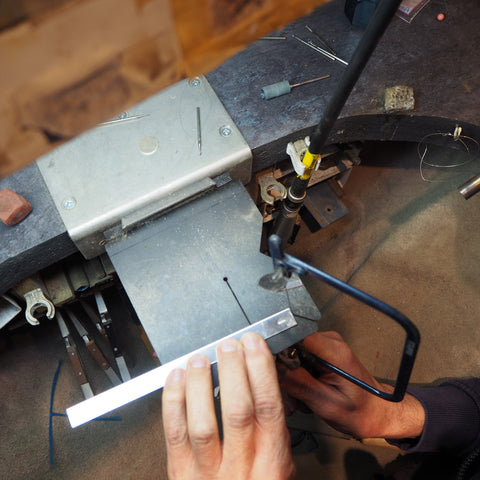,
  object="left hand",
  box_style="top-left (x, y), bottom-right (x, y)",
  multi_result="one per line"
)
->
top-left (162, 332), bottom-right (296, 480)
